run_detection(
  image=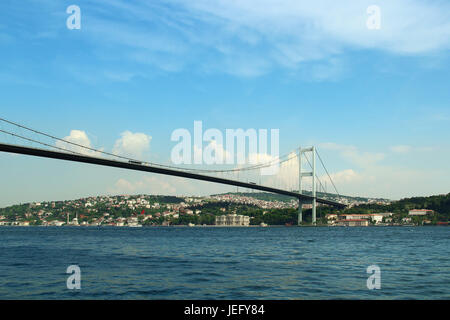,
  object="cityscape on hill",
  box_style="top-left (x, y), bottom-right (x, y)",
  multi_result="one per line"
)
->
top-left (213, 191), bottom-right (392, 206)
top-left (0, 192), bottom-right (448, 227)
